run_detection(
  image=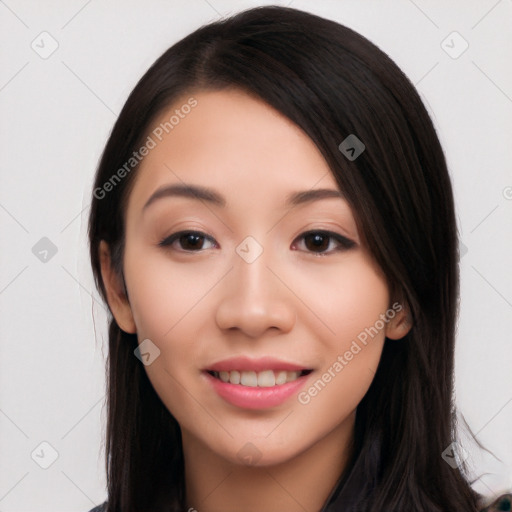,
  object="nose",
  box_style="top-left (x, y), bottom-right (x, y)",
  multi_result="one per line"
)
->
top-left (215, 247), bottom-right (296, 339)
